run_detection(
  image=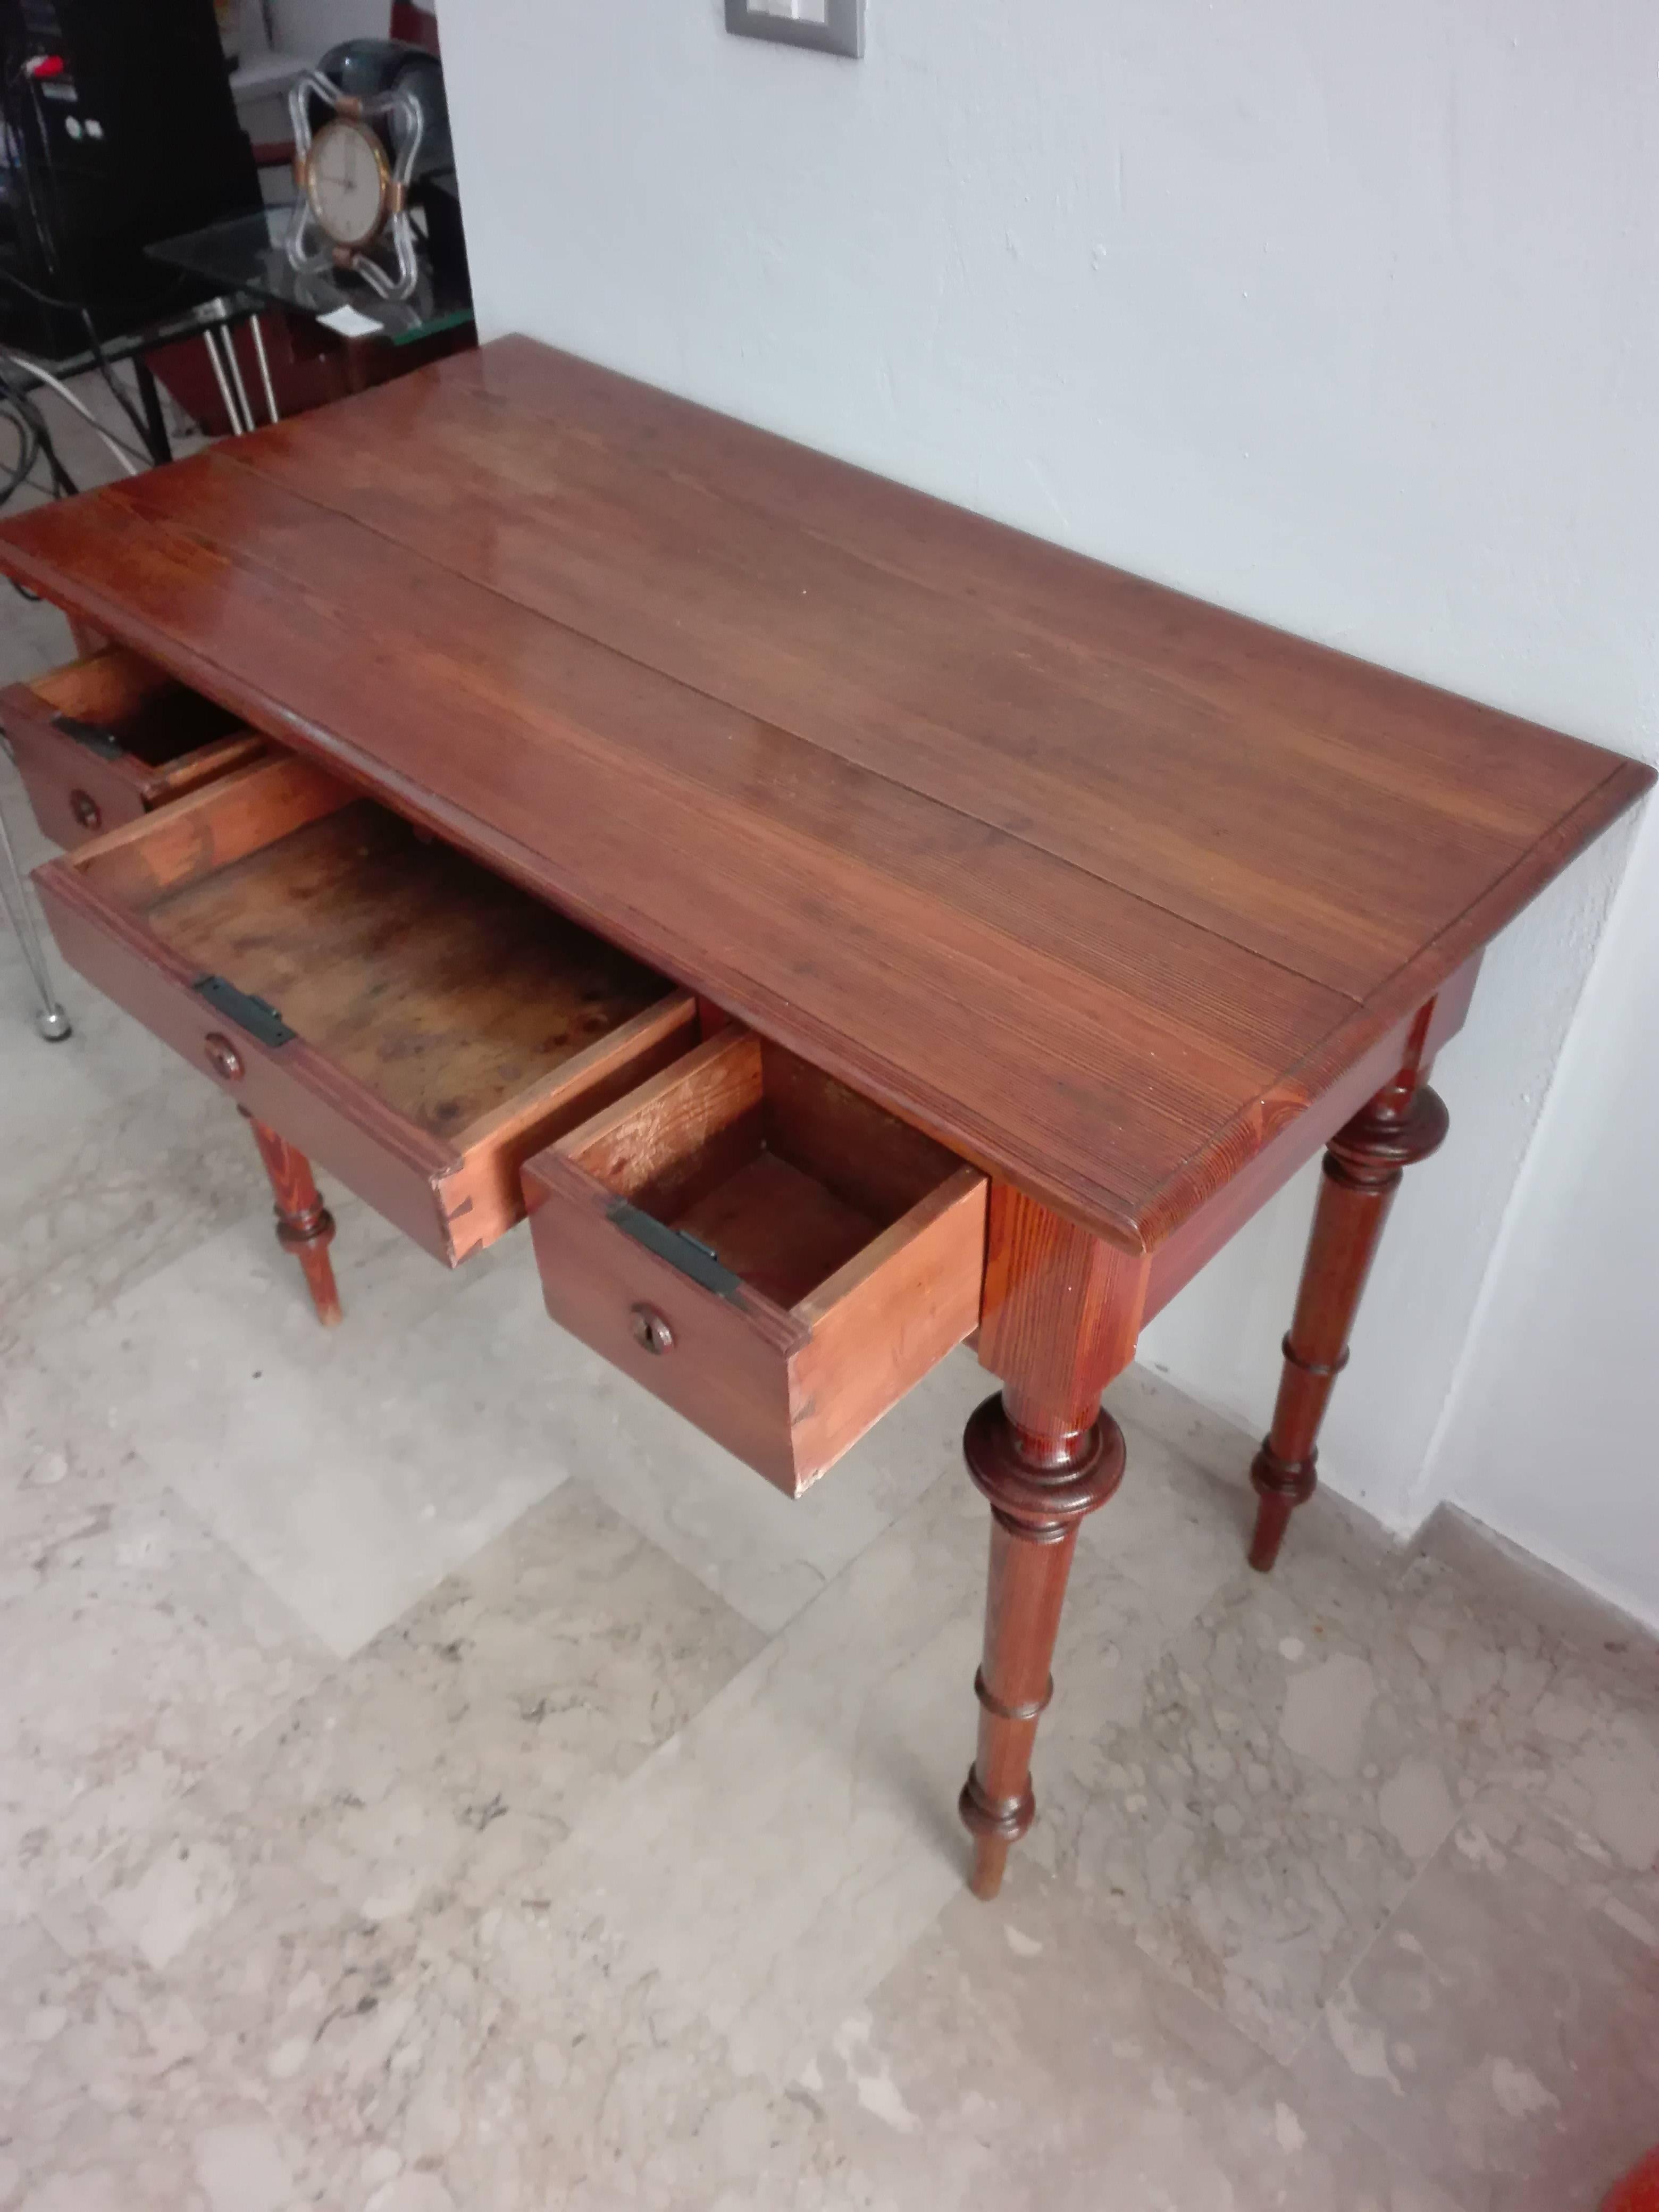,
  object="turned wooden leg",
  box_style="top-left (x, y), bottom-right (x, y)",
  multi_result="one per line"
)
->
top-left (1249, 1054), bottom-right (1449, 1572)
top-left (959, 1389), bottom-right (1125, 1899)
top-left (961, 1185), bottom-right (1150, 1899)
top-left (242, 1112), bottom-right (342, 1328)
